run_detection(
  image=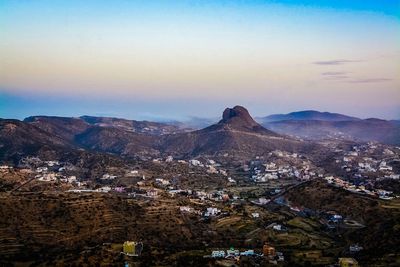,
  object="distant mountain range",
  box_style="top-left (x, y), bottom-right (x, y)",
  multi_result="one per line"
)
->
top-left (0, 106), bottom-right (318, 162)
top-left (1, 107), bottom-right (399, 163)
top-left (161, 106), bottom-right (316, 158)
top-left (258, 110), bottom-right (361, 123)
top-left (257, 111), bottom-right (400, 145)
